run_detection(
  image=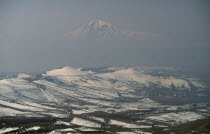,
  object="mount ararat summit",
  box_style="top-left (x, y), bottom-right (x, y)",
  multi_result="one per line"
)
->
top-left (71, 20), bottom-right (118, 38)
top-left (71, 19), bottom-right (160, 40)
